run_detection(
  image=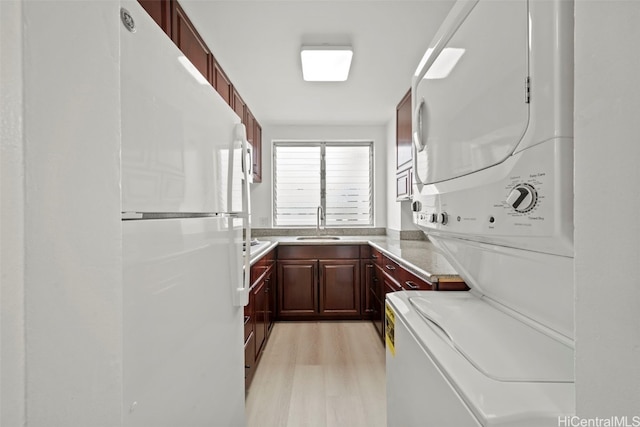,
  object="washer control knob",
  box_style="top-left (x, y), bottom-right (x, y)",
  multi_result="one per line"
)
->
top-left (507, 183), bottom-right (538, 213)
top-left (411, 200), bottom-right (422, 212)
top-left (438, 212), bottom-right (448, 225)
top-left (428, 213), bottom-right (437, 223)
